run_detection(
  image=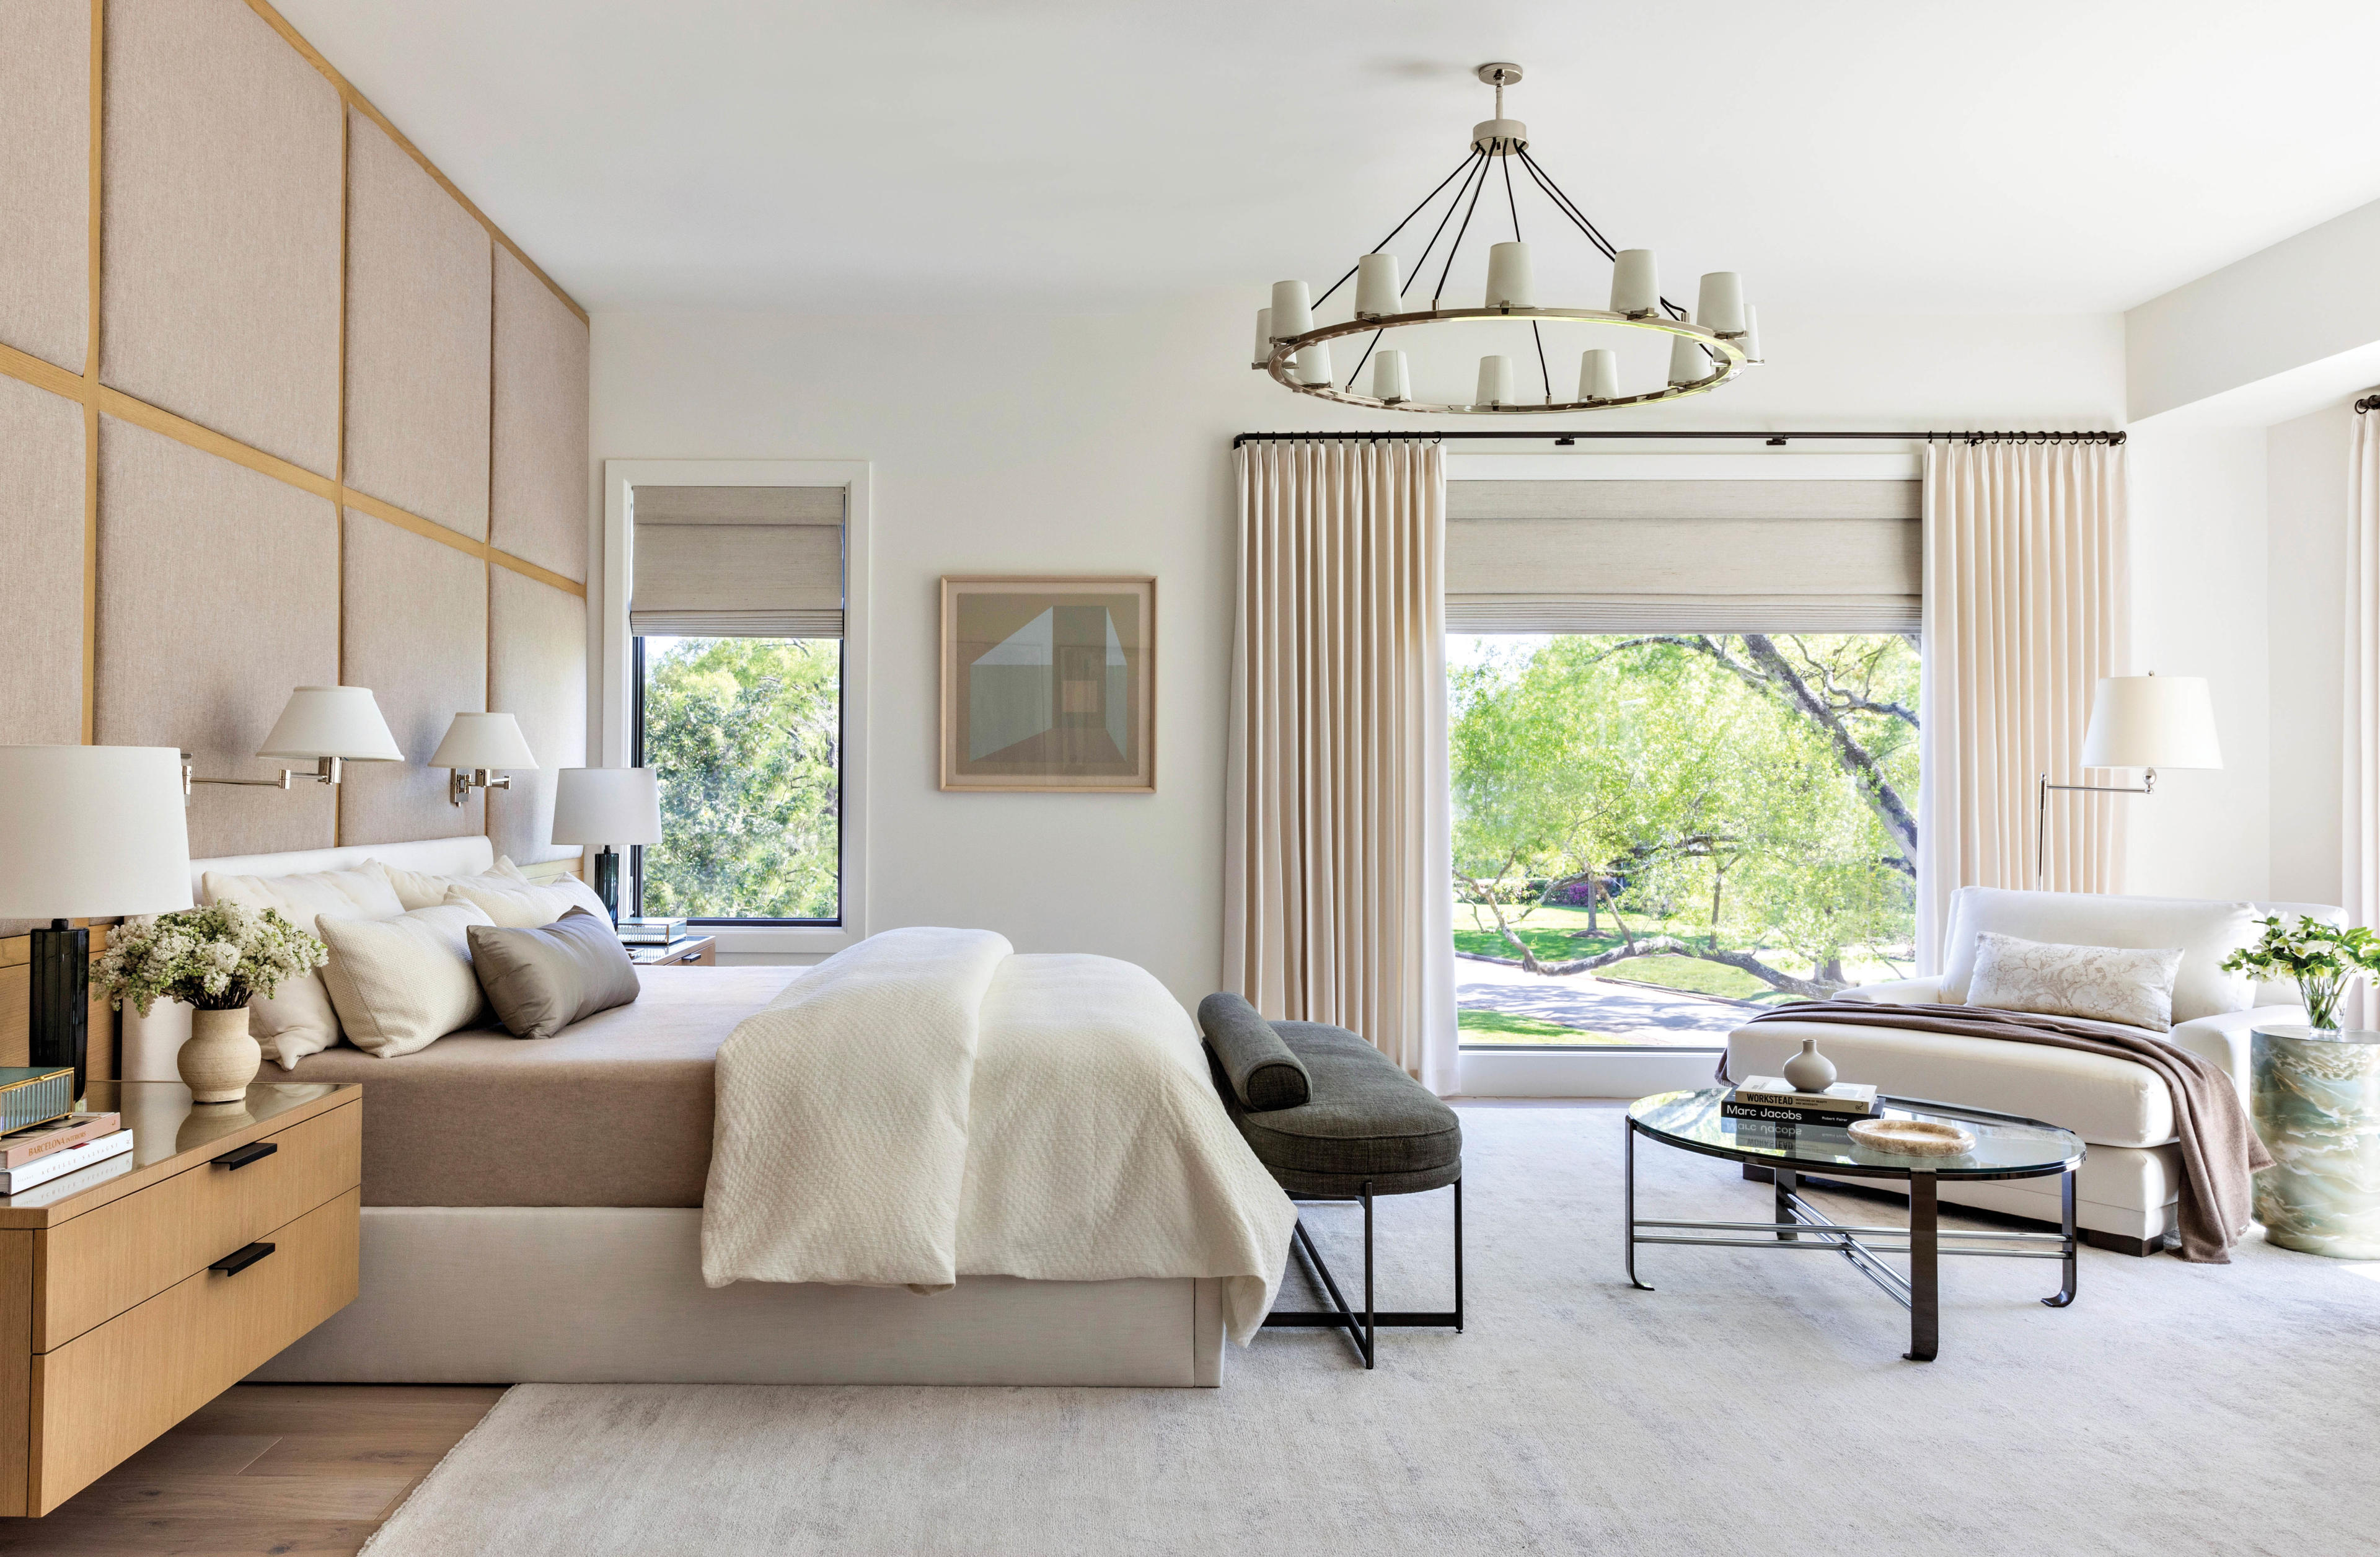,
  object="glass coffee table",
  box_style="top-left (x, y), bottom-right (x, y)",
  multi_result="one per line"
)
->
top-left (1626, 1088), bottom-right (2086, 1362)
